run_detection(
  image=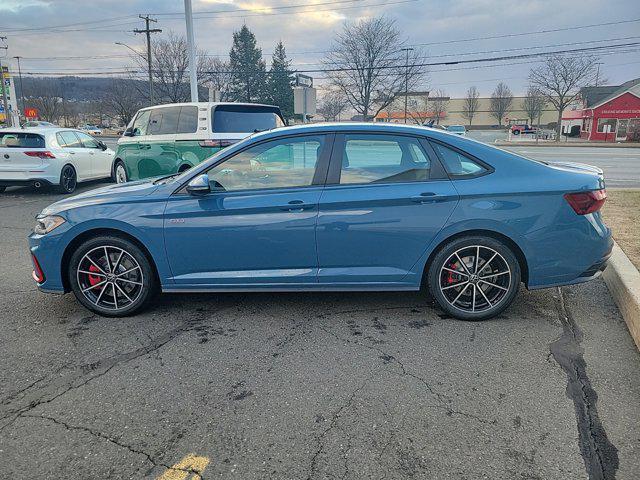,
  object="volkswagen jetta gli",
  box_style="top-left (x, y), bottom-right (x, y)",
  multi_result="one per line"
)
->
top-left (28, 123), bottom-right (612, 321)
